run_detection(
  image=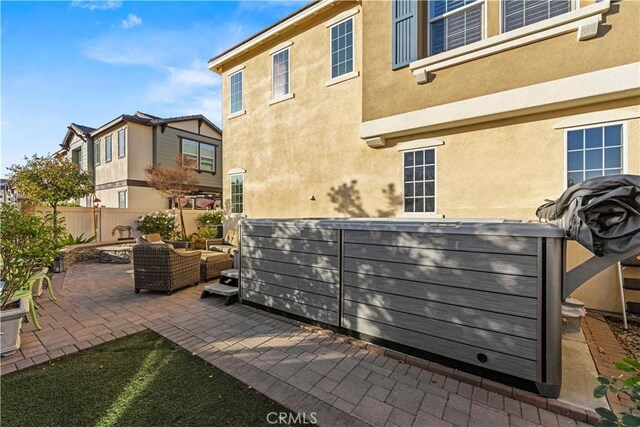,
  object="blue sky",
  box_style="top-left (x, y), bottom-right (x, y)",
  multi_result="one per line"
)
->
top-left (1, 0), bottom-right (306, 176)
